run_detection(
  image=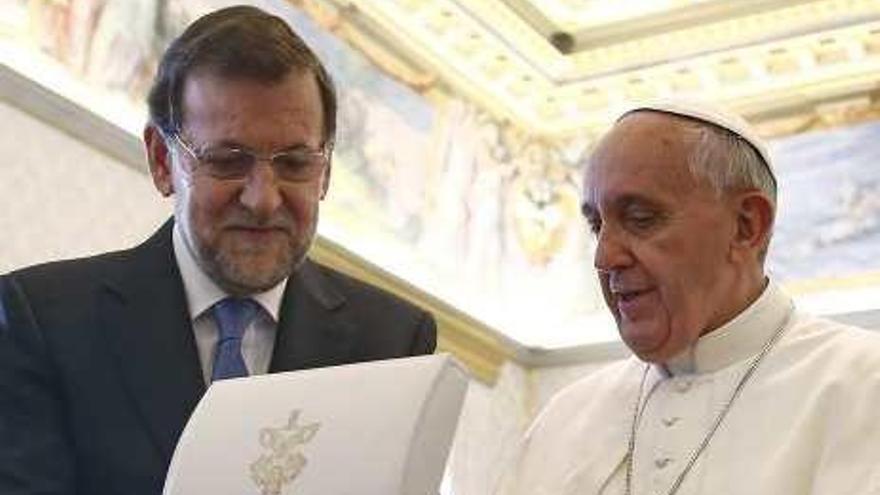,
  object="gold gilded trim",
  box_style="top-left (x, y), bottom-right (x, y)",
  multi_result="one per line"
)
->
top-left (302, 0), bottom-right (880, 137)
top-left (783, 270), bottom-right (880, 294)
